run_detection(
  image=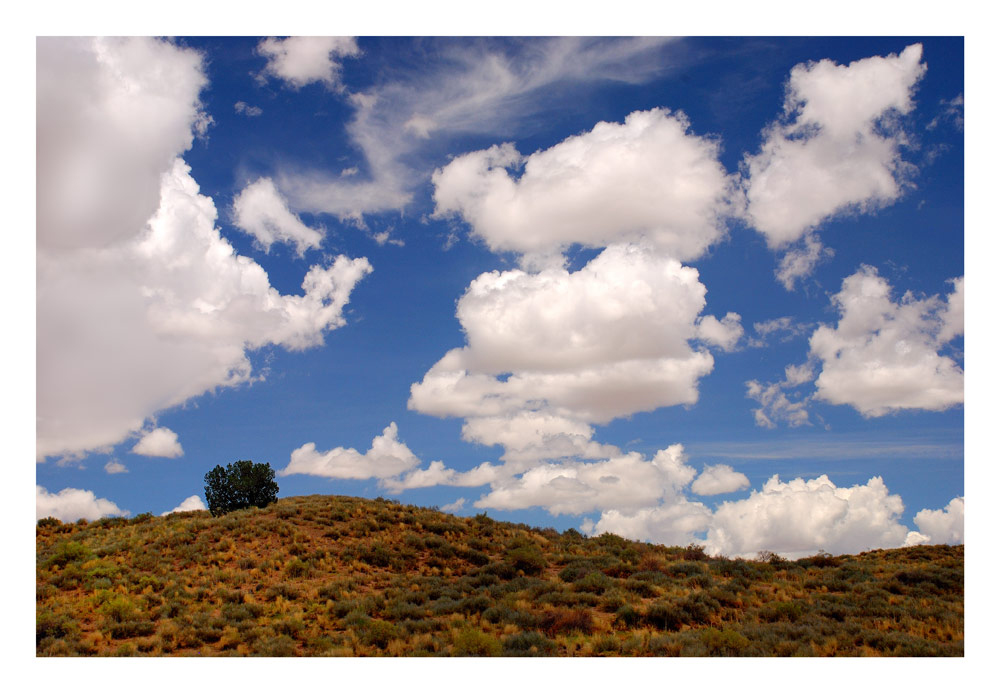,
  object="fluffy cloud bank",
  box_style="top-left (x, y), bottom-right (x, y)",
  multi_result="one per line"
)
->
top-left (257, 36), bottom-right (359, 89)
top-left (474, 445), bottom-right (697, 516)
top-left (410, 244), bottom-right (740, 432)
top-left (810, 267), bottom-right (964, 416)
top-left (433, 108), bottom-right (735, 266)
top-left (37, 486), bottom-right (128, 522)
top-left (702, 475), bottom-right (911, 559)
top-left (37, 38), bottom-right (372, 460)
